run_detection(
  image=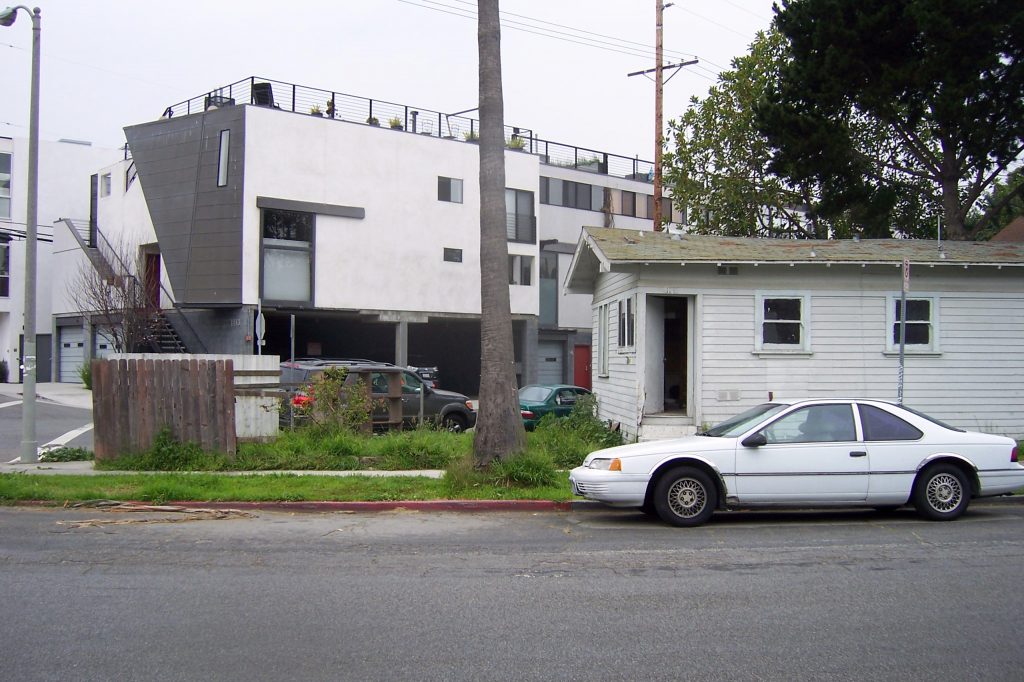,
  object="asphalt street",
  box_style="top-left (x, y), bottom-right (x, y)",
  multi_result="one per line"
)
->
top-left (2, 503), bottom-right (1023, 681)
top-left (0, 388), bottom-right (94, 460)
